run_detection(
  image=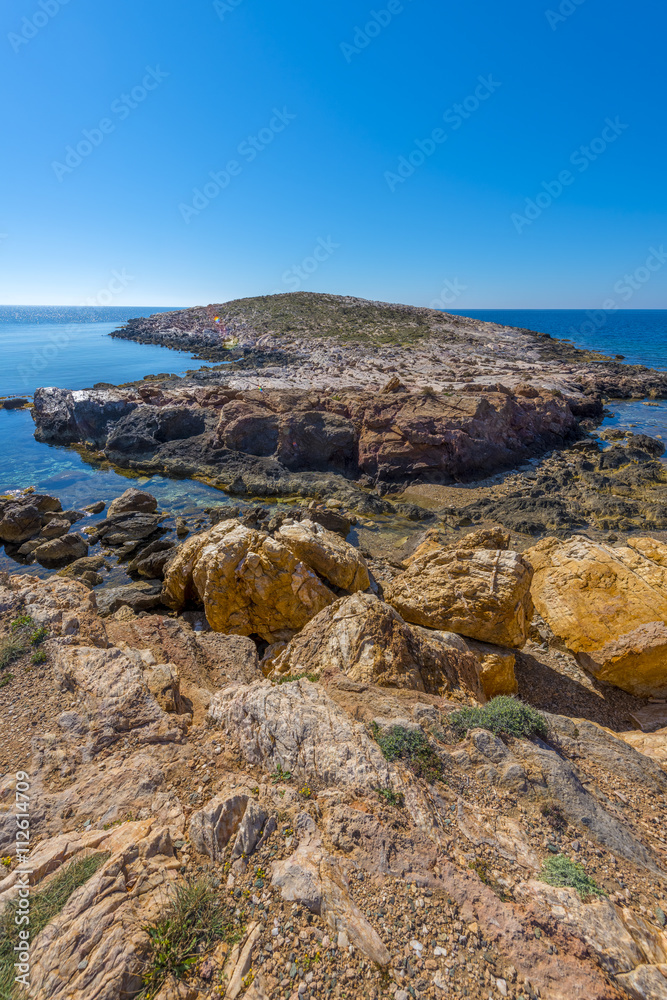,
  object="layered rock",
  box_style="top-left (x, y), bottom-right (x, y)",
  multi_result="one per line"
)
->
top-left (527, 535), bottom-right (667, 696)
top-left (385, 531), bottom-right (534, 648)
top-left (32, 380), bottom-right (577, 487)
top-left (161, 519), bottom-right (338, 640)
